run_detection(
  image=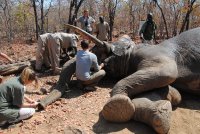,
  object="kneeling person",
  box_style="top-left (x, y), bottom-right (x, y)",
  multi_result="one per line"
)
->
top-left (0, 67), bottom-right (39, 126)
top-left (76, 40), bottom-right (105, 90)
